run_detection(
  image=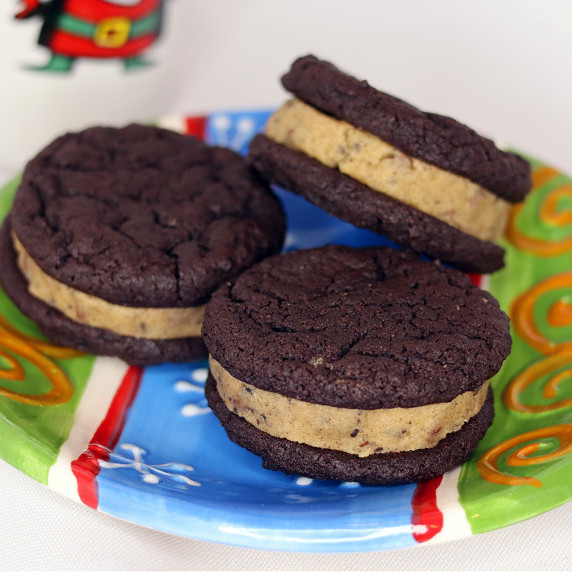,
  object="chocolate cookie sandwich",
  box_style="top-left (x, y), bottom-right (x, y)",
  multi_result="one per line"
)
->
top-left (249, 55), bottom-right (531, 274)
top-left (0, 124), bottom-right (285, 365)
top-left (203, 245), bottom-right (511, 484)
